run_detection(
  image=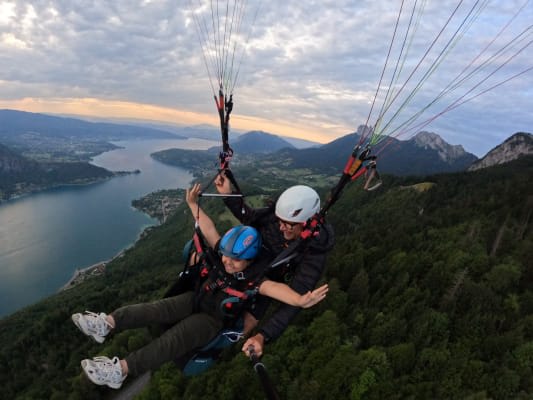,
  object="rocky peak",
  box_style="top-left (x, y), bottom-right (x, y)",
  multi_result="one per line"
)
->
top-left (411, 131), bottom-right (468, 163)
top-left (356, 125), bottom-right (373, 137)
top-left (468, 132), bottom-right (533, 171)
